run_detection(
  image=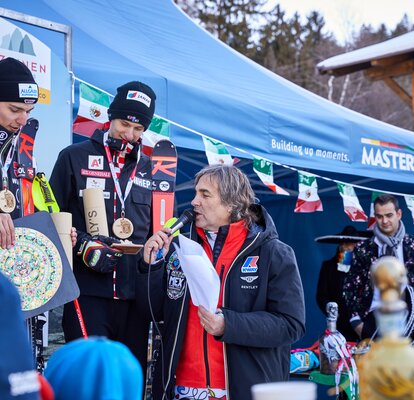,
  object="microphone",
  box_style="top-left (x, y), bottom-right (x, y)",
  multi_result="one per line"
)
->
top-left (168, 209), bottom-right (195, 236)
top-left (154, 209), bottom-right (195, 261)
